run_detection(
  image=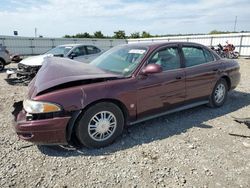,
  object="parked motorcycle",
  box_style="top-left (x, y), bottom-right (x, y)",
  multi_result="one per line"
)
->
top-left (223, 42), bottom-right (239, 59)
top-left (211, 44), bottom-right (225, 58)
top-left (211, 42), bottom-right (239, 59)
